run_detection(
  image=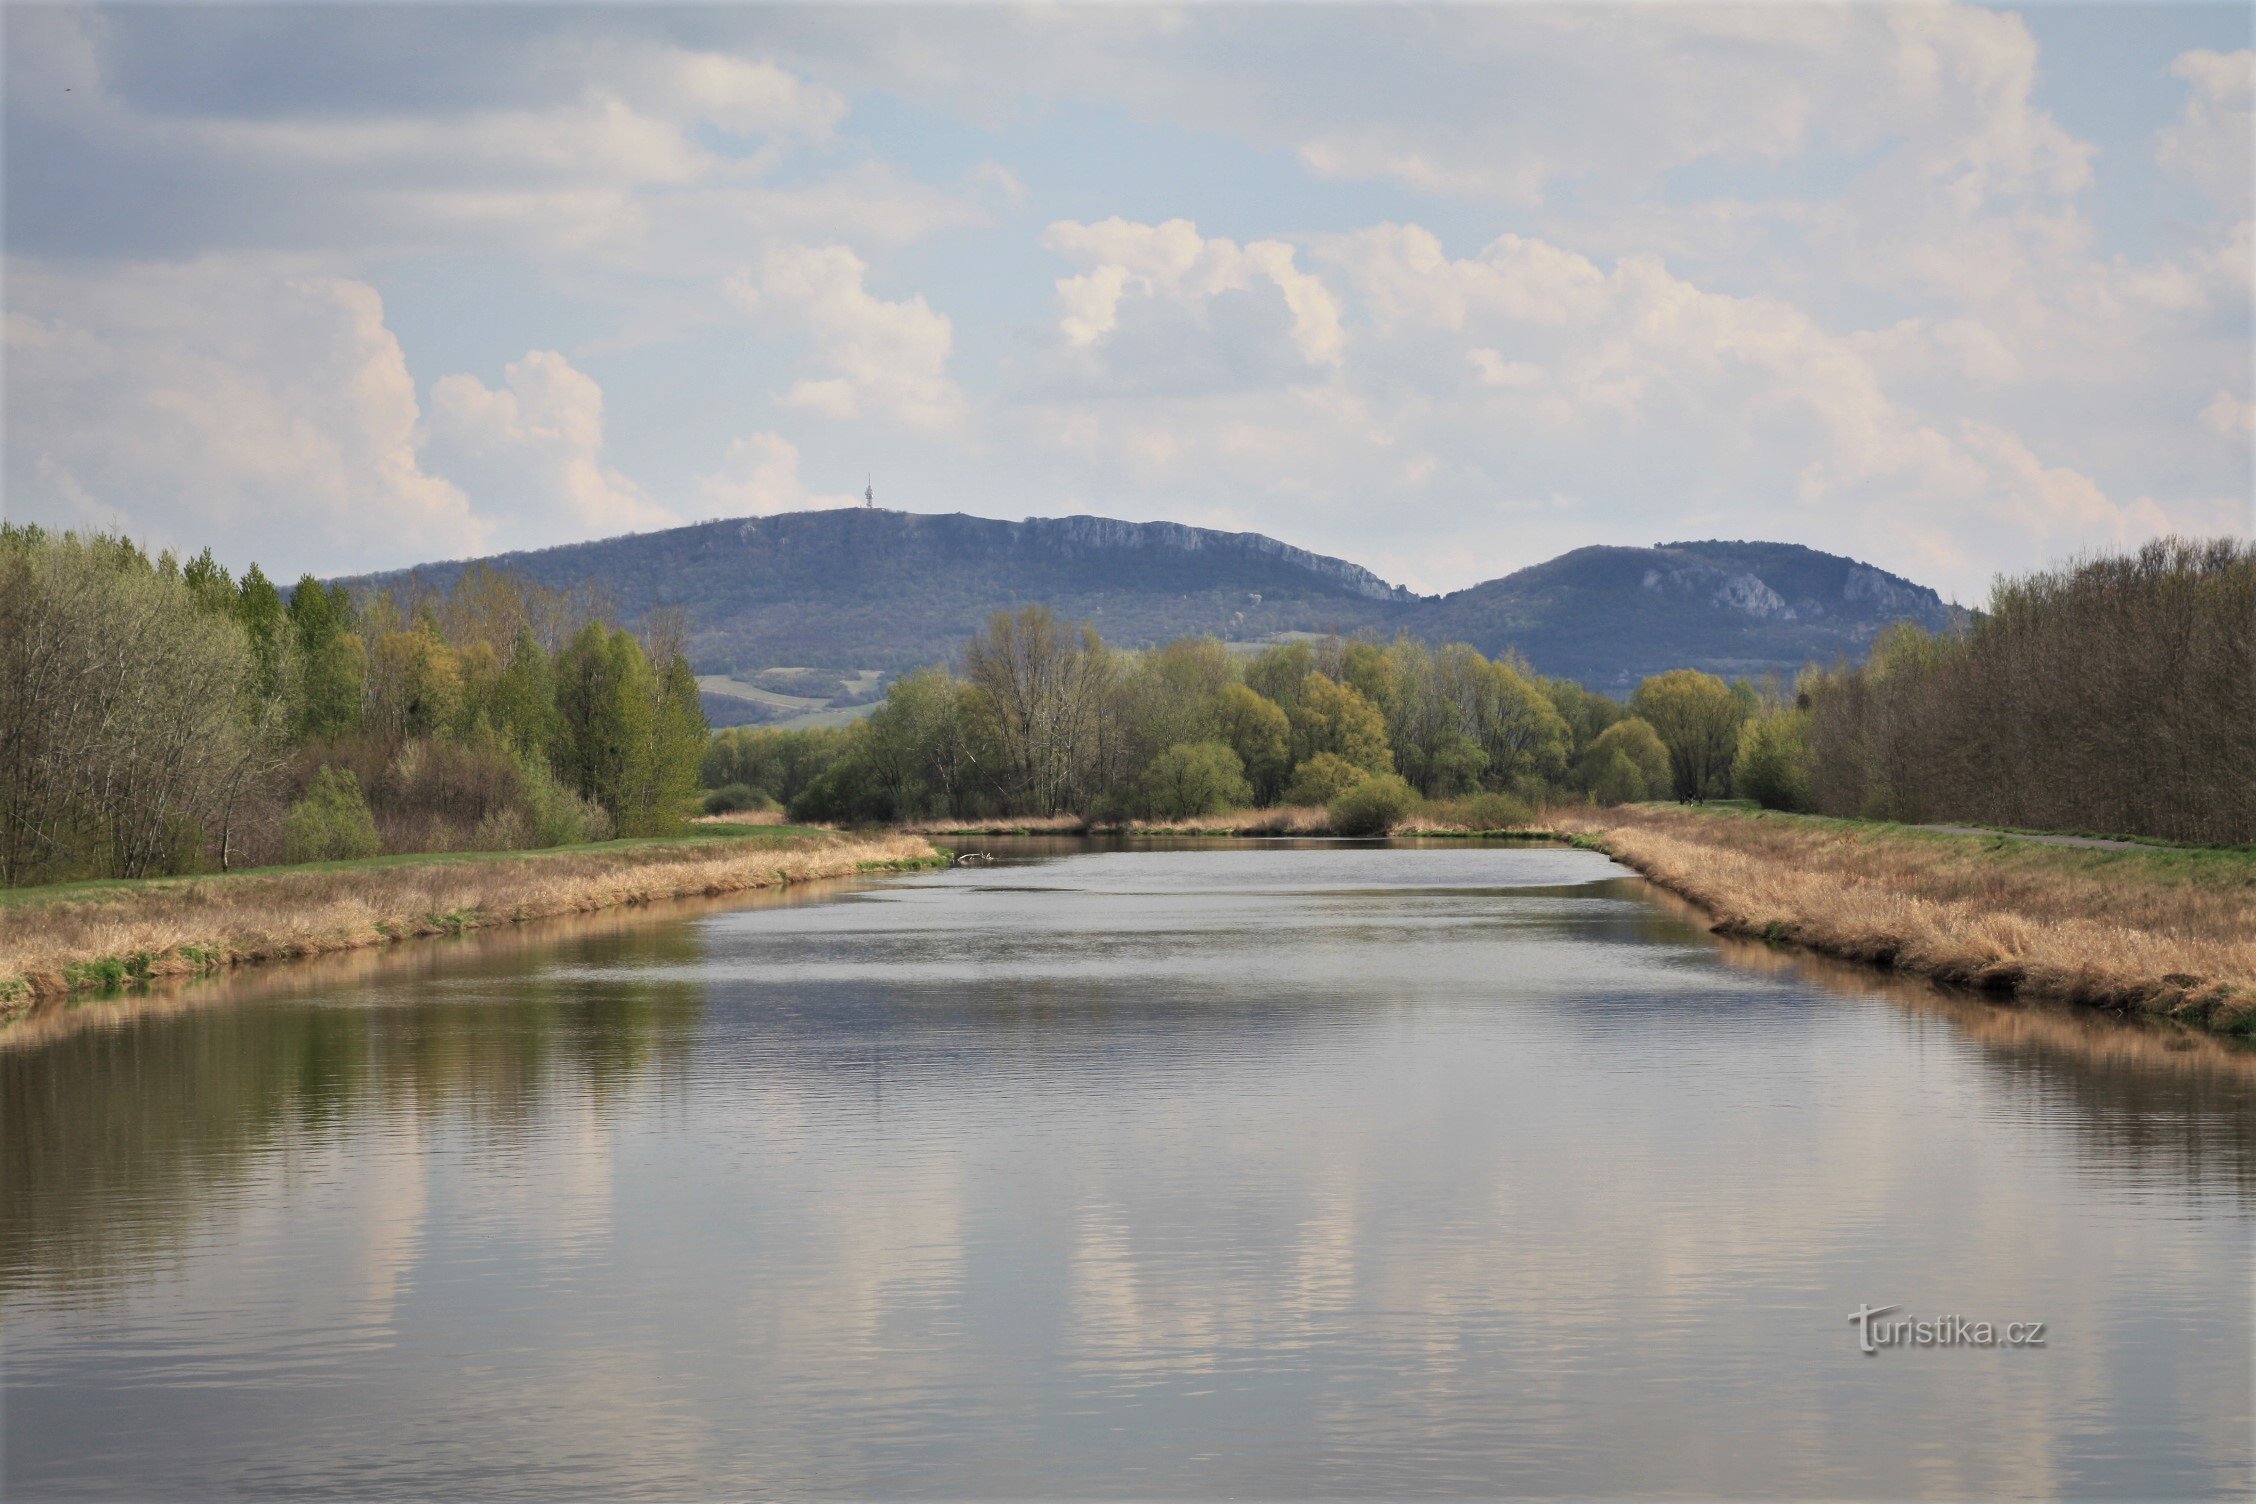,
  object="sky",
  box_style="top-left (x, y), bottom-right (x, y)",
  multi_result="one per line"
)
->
top-left (5, 3), bottom-right (2251, 604)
